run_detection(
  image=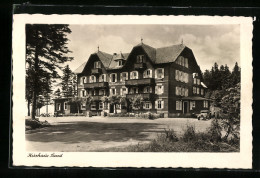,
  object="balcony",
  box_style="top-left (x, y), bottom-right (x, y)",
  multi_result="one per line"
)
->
top-left (84, 82), bottom-right (108, 89)
top-left (125, 78), bottom-right (155, 86)
top-left (126, 93), bottom-right (155, 100)
top-left (134, 63), bottom-right (146, 70)
top-left (91, 68), bottom-right (102, 74)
